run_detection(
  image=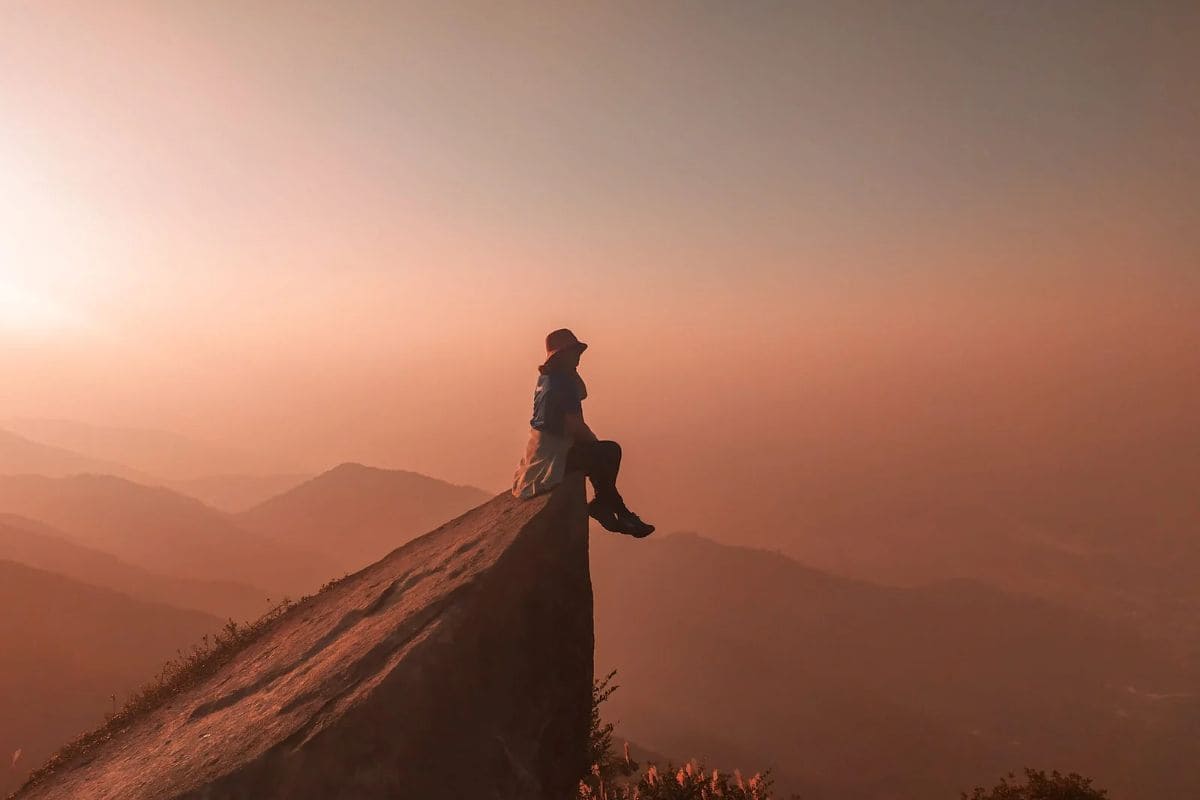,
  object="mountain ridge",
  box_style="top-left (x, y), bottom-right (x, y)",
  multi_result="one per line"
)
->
top-left (0, 513), bottom-right (270, 620)
top-left (0, 428), bottom-right (148, 482)
top-left (0, 473), bottom-right (328, 595)
top-left (237, 462), bottom-right (491, 574)
top-left (2, 418), bottom-right (303, 480)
